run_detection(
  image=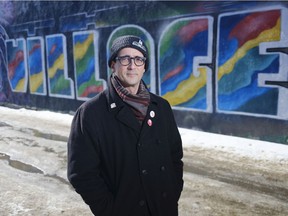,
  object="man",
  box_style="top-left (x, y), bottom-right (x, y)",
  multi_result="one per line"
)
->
top-left (67, 35), bottom-right (183, 216)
